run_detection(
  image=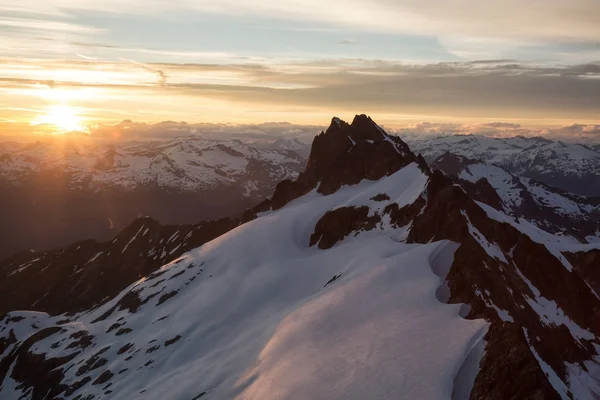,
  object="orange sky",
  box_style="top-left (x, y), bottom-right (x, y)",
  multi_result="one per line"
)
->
top-left (1, 1), bottom-right (599, 136)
